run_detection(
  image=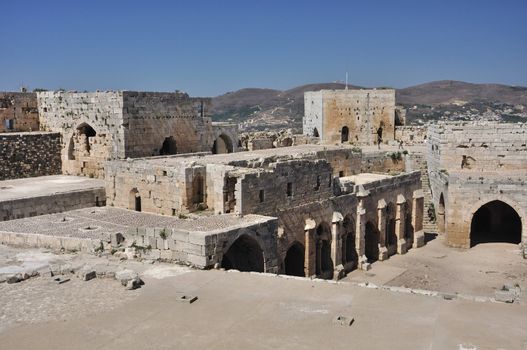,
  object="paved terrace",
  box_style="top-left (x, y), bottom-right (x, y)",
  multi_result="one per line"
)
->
top-left (0, 207), bottom-right (272, 241)
top-left (0, 175), bottom-right (104, 202)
